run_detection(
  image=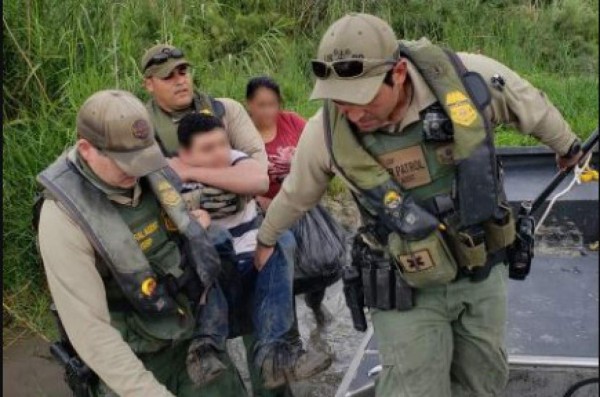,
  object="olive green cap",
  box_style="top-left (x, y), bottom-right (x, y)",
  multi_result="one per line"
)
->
top-left (310, 13), bottom-right (398, 105)
top-left (77, 90), bottom-right (167, 177)
top-left (141, 44), bottom-right (190, 79)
